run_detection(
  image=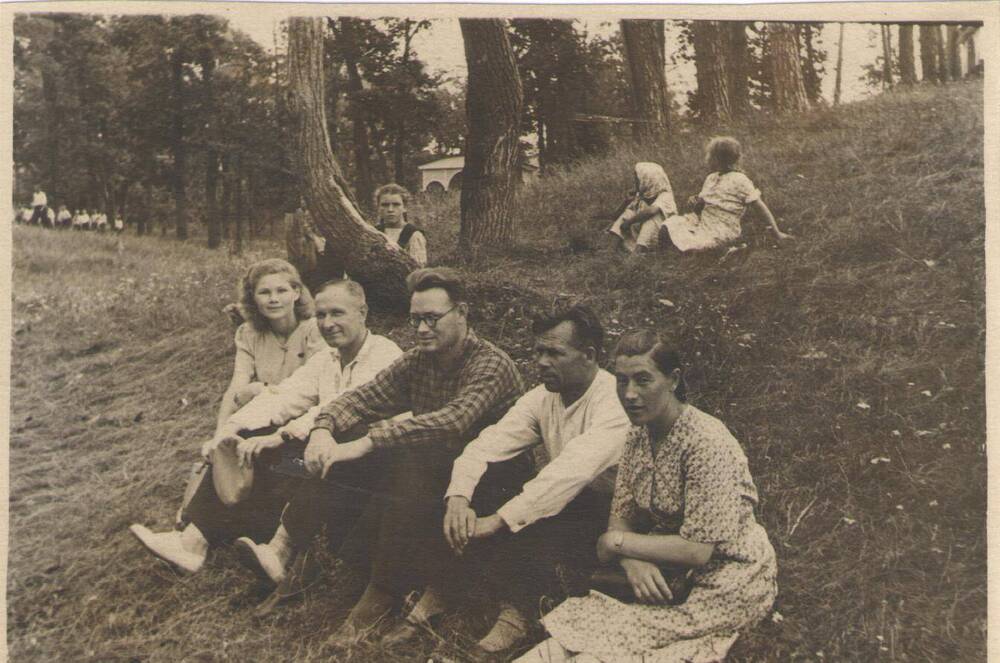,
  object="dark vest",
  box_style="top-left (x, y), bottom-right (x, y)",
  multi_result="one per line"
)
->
top-left (376, 222), bottom-right (422, 249)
